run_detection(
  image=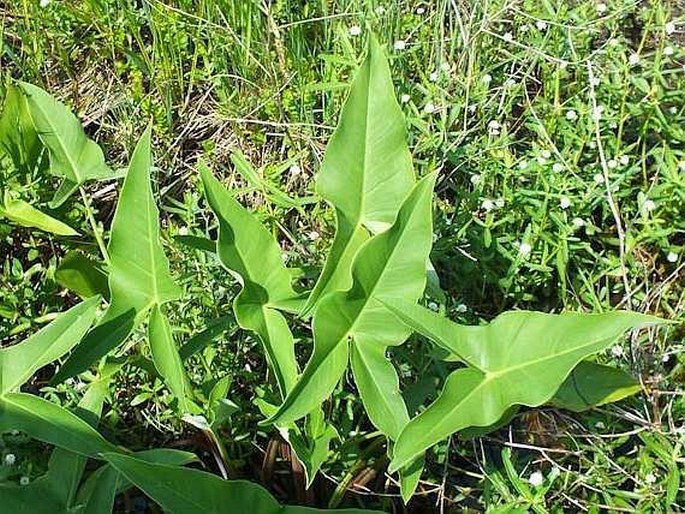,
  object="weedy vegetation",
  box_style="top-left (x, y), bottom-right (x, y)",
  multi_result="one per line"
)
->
top-left (1, 1), bottom-right (683, 512)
